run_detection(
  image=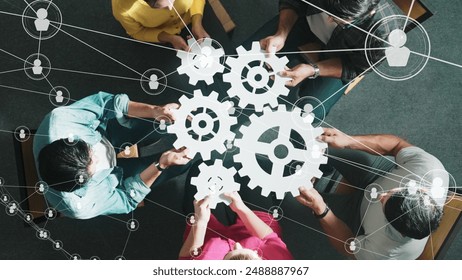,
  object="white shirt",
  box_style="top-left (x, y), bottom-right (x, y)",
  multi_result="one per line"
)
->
top-left (355, 147), bottom-right (448, 260)
top-left (92, 136), bottom-right (116, 173)
top-left (306, 12), bottom-right (338, 45)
